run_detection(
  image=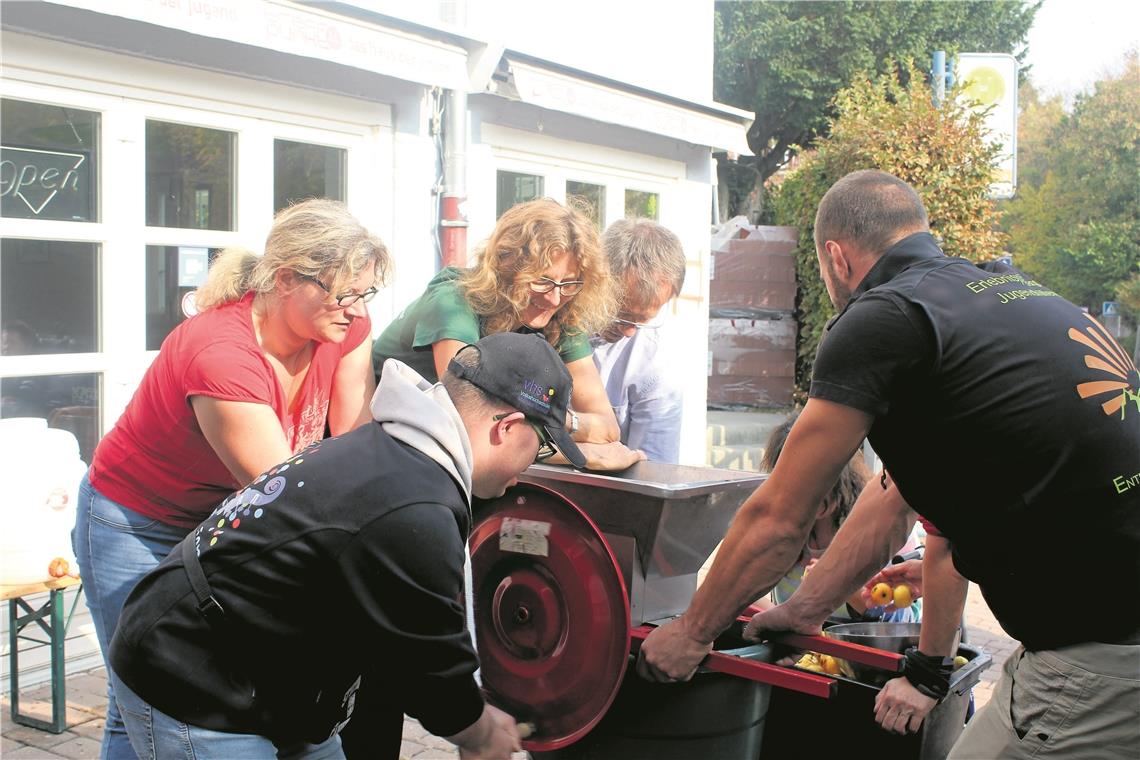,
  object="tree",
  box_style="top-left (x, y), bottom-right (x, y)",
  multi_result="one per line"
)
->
top-left (1004, 51), bottom-right (1140, 311)
top-left (769, 61), bottom-right (1007, 390)
top-left (1013, 81), bottom-right (1065, 188)
top-left (714, 0), bottom-right (1038, 218)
